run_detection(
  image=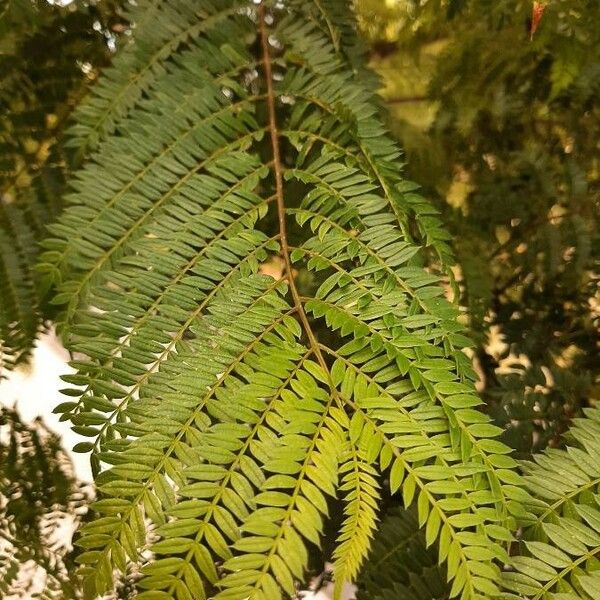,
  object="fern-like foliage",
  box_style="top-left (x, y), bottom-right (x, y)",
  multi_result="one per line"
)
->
top-left (0, 408), bottom-right (87, 598)
top-left (488, 363), bottom-right (590, 459)
top-left (38, 1), bottom-right (523, 598)
top-left (0, 0), bottom-right (117, 372)
top-left (500, 407), bottom-right (600, 599)
top-left (356, 506), bottom-right (450, 600)
top-left (358, 0), bottom-right (600, 462)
